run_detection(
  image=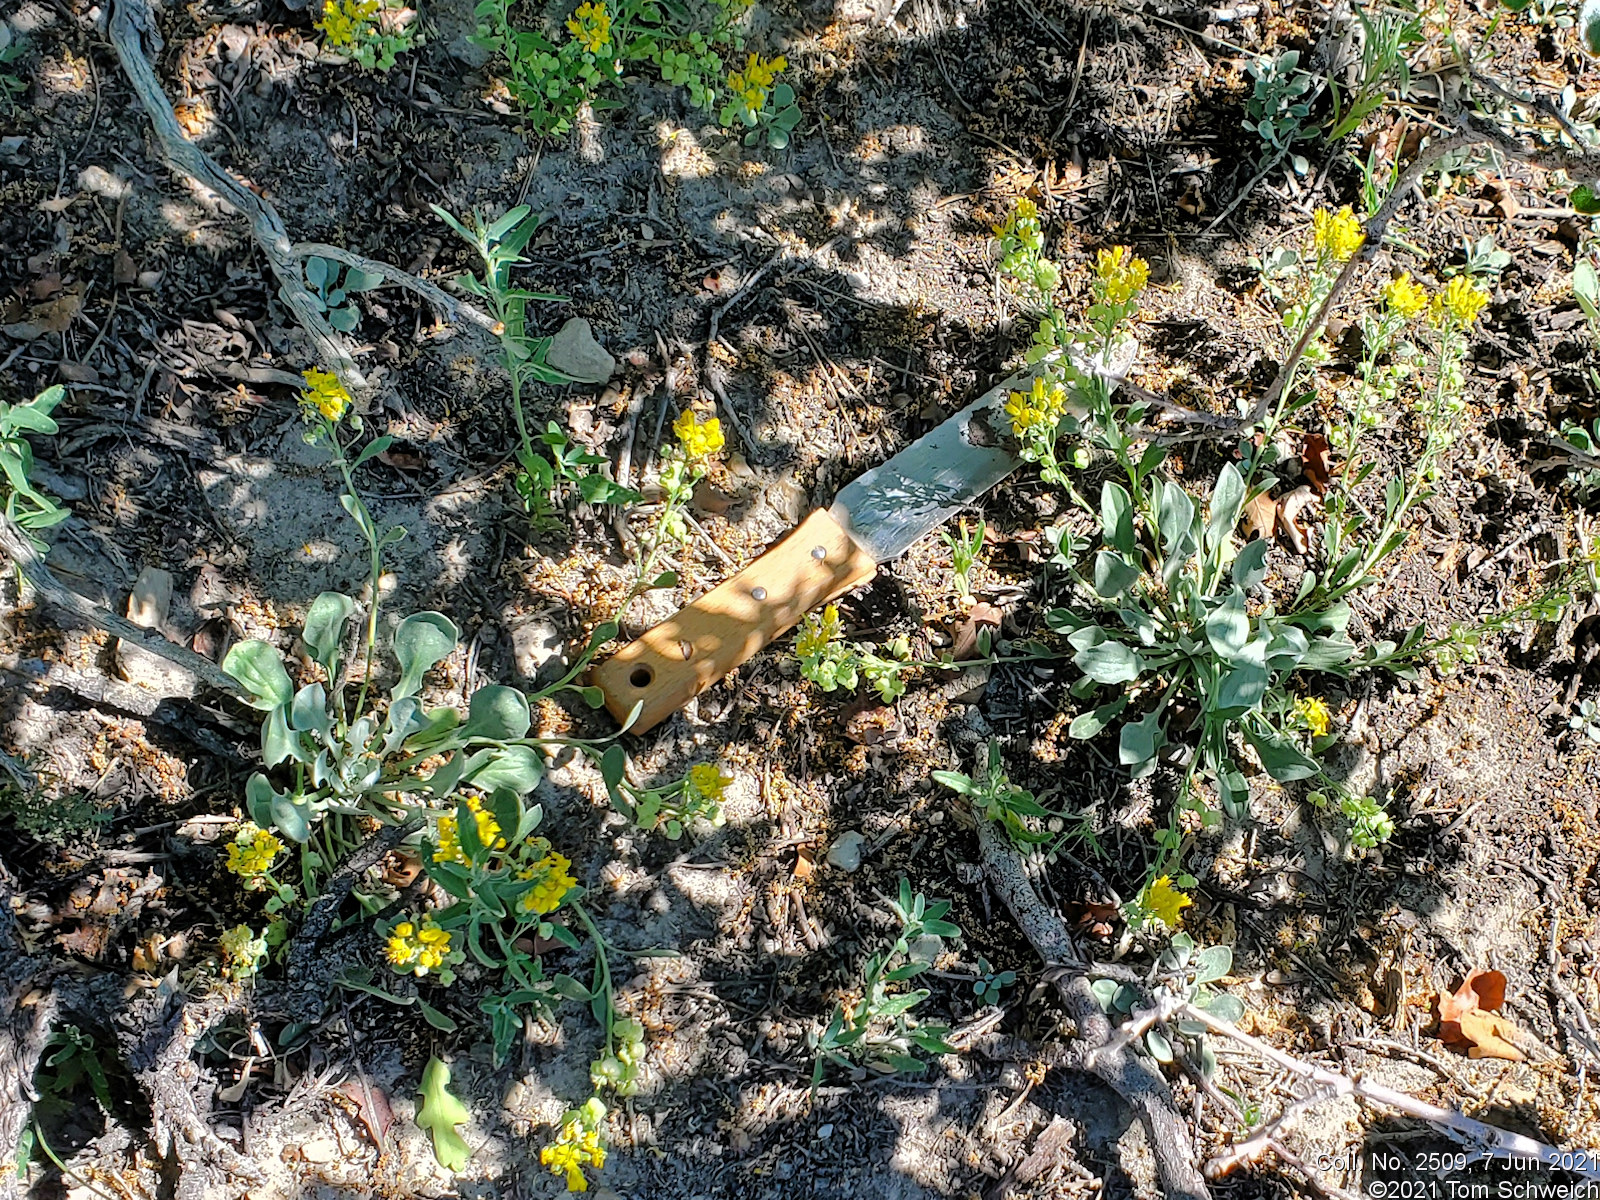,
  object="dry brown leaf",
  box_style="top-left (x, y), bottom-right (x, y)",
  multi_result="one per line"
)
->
top-left (1277, 485), bottom-right (1319, 555)
top-left (1301, 433), bottom-right (1332, 495)
top-left (338, 1075), bottom-right (394, 1145)
top-left (1240, 491), bottom-right (1277, 542)
top-left (951, 601), bottom-right (1002, 660)
top-left (1437, 968), bottom-right (1526, 1061)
